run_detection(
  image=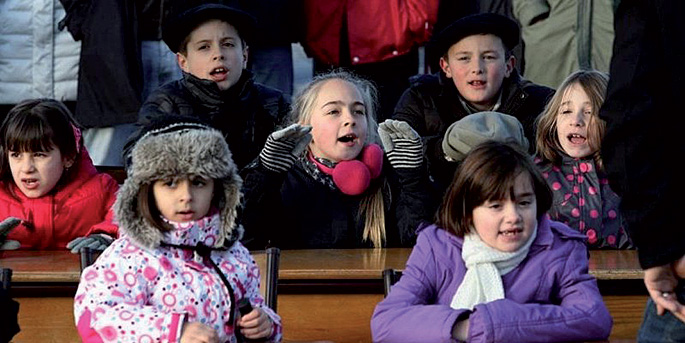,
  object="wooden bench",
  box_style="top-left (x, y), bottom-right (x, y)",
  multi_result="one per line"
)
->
top-left (0, 249), bottom-right (646, 343)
